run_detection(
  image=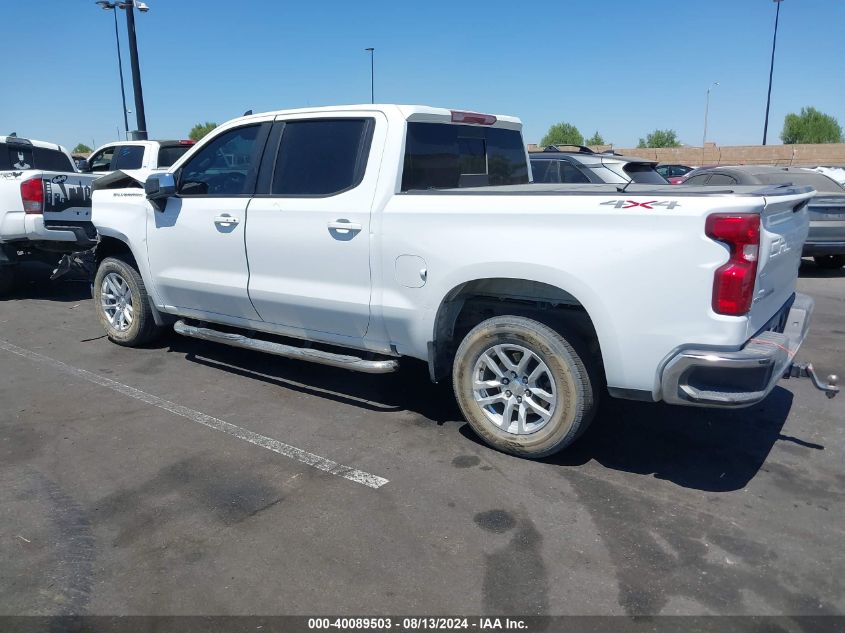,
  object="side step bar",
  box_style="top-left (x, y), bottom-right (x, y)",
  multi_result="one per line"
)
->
top-left (173, 320), bottom-right (399, 374)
